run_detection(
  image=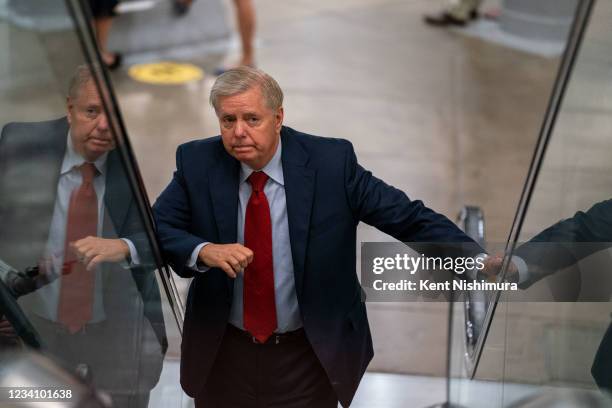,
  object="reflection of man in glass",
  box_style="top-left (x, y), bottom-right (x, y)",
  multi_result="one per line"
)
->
top-left (484, 199), bottom-right (612, 393)
top-left (0, 65), bottom-right (166, 408)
